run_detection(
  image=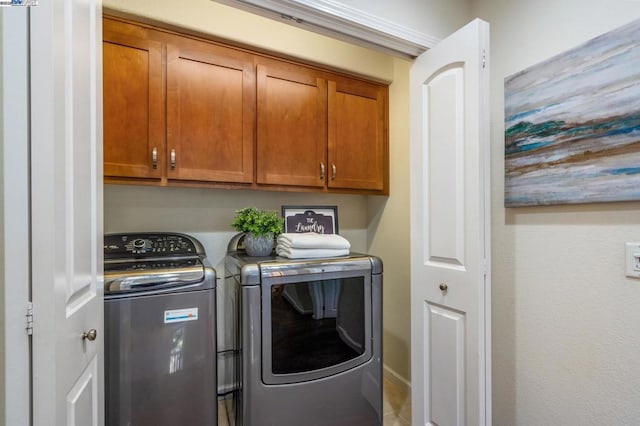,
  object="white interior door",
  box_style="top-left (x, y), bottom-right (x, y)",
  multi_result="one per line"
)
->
top-left (410, 19), bottom-right (491, 426)
top-left (30, 0), bottom-right (104, 425)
